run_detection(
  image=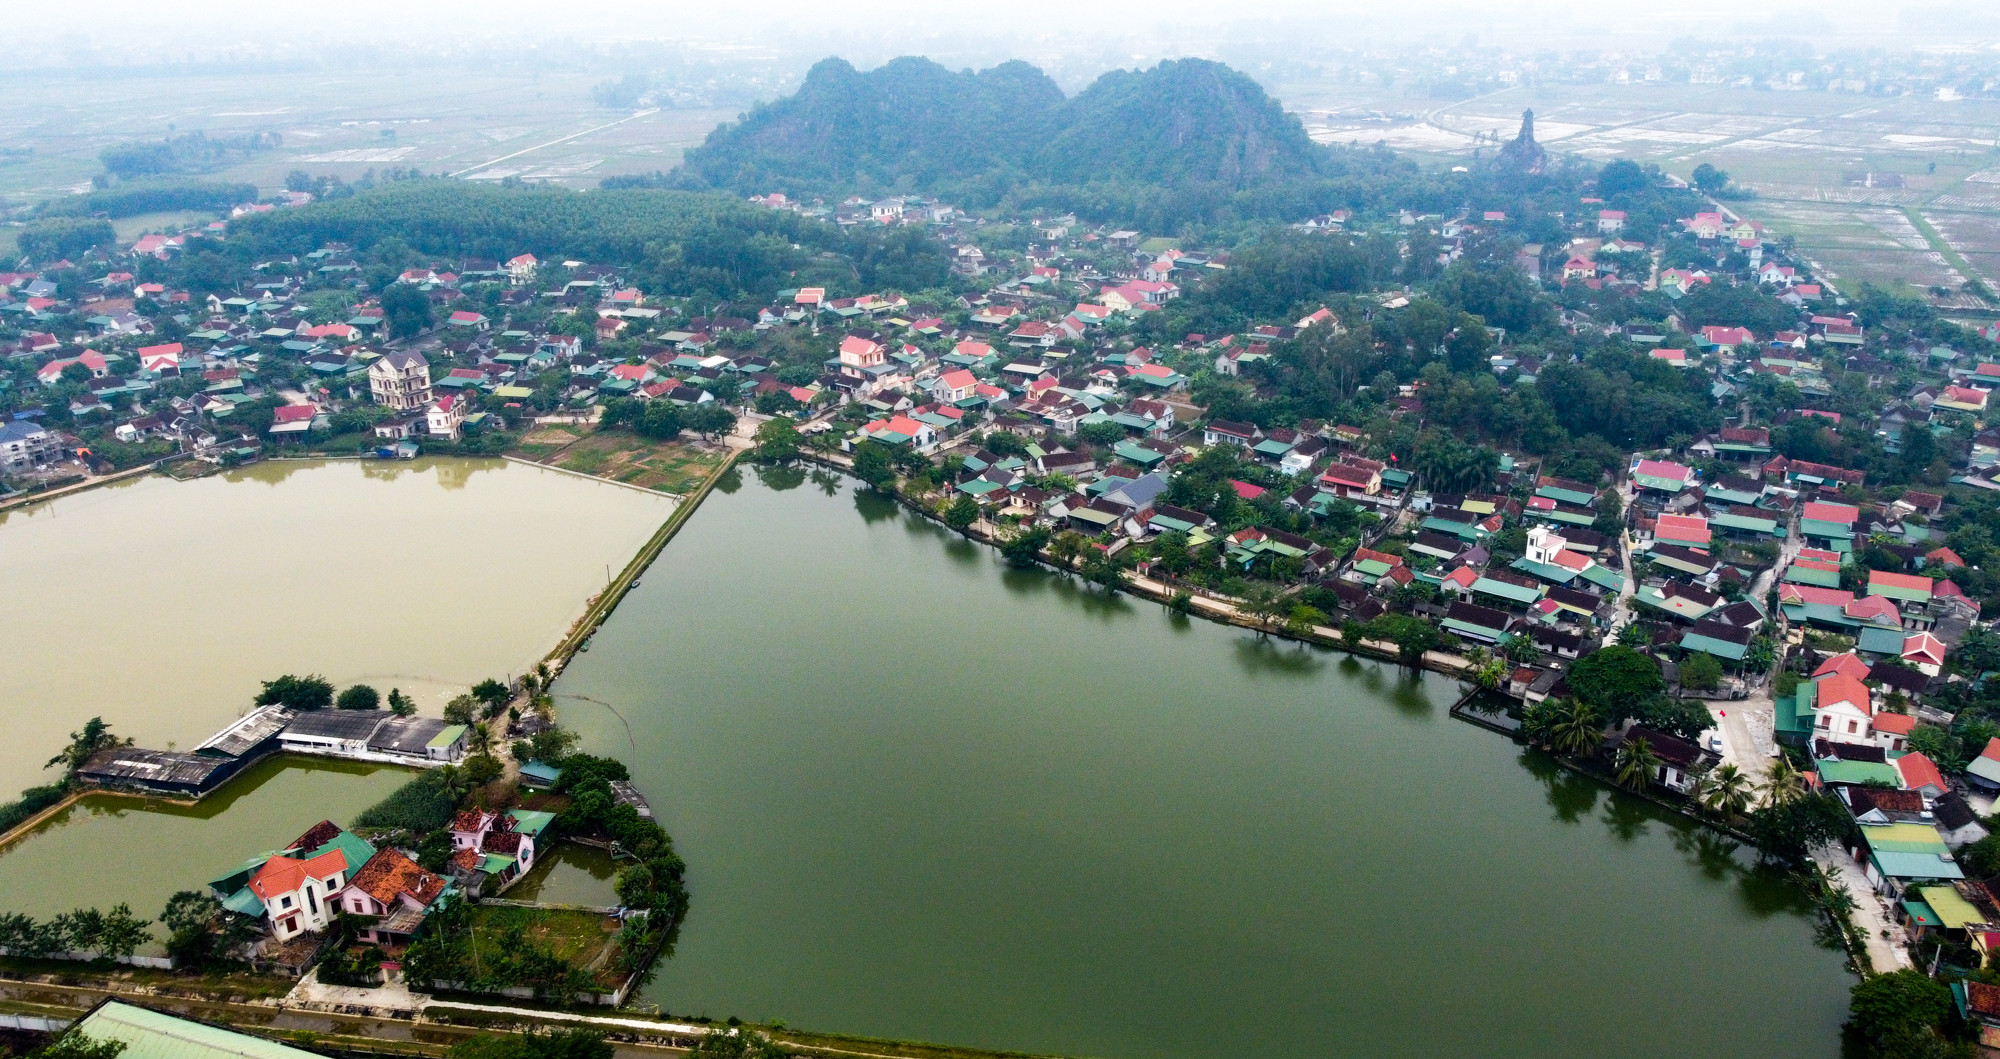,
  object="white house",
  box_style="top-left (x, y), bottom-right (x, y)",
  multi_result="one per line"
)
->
top-left (249, 848), bottom-right (349, 943)
top-left (427, 395), bottom-right (464, 440)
